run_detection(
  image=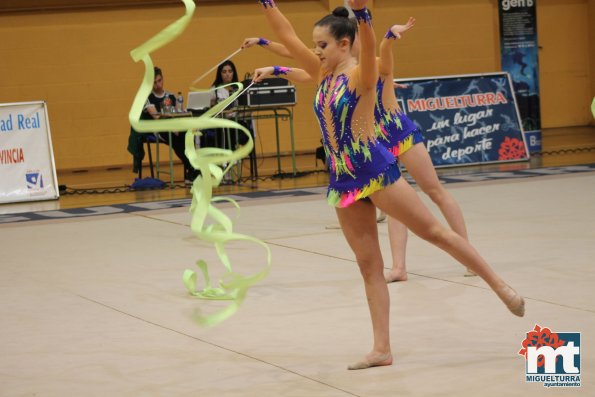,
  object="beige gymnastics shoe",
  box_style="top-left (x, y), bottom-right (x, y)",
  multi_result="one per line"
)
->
top-left (496, 284), bottom-right (525, 317)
